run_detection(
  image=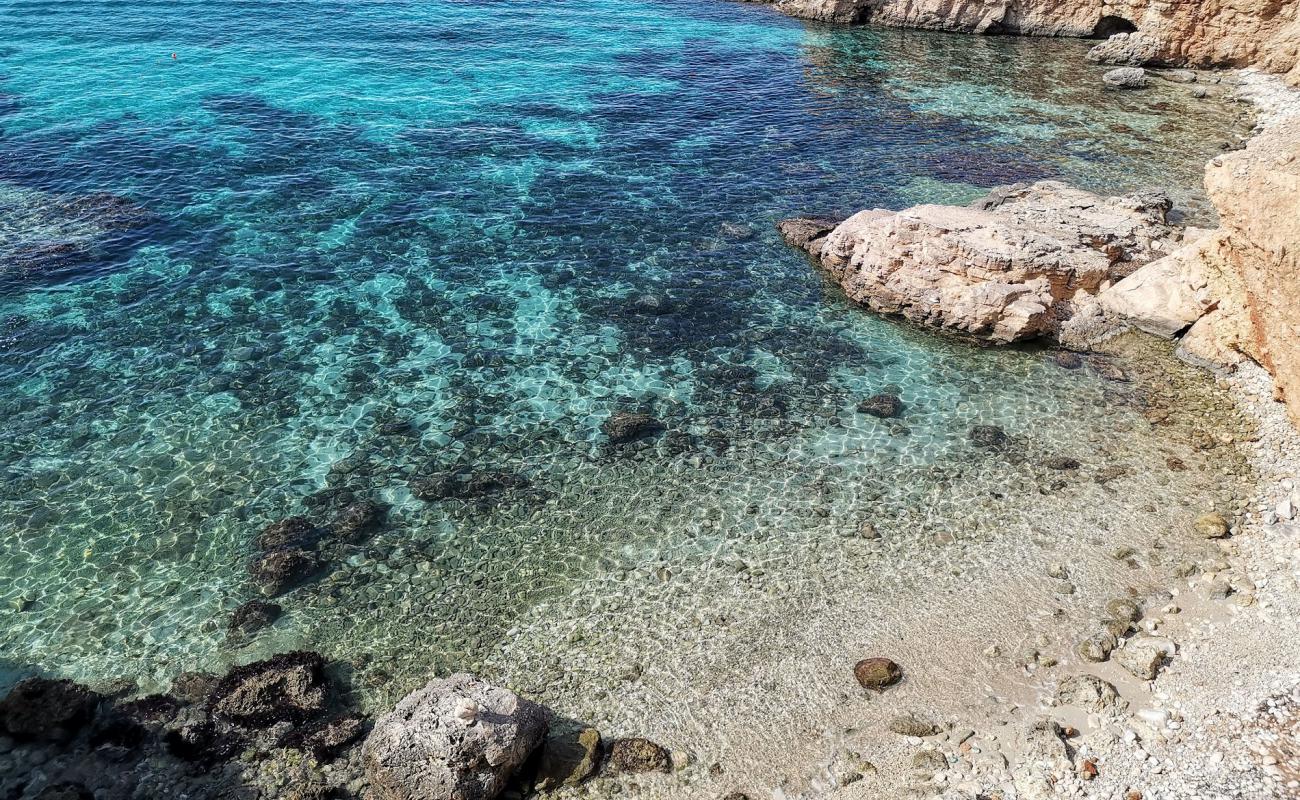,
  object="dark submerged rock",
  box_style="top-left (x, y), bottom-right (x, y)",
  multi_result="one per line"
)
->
top-left (116, 693), bottom-right (184, 724)
top-left (409, 470), bottom-right (529, 502)
top-left (207, 650), bottom-right (329, 728)
top-left (0, 677), bottom-right (101, 742)
top-left (534, 726), bottom-right (603, 789)
top-left (601, 411), bottom-right (665, 444)
top-left (853, 658), bottom-right (902, 690)
top-left (1043, 456), bottom-right (1082, 470)
top-left (256, 516), bottom-right (320, 550)
top-left (607, 737), bottom-right (671, 774)
top-left (969, 424), bottom-right (1008, 448)
top-left (280, 713), bottom-right (367, 762)
top-left (170, 671), bottom-right (219, 705)
top-left (859, 393), bottom-right (903, 419)
top-left (1053, 351), bottom-right (1084, 369)
top-left (34, 784), bottom-right (94, 800)
top-left (332, 500), bottom-right (385, 541)
top-left (248, 547), bottom-right (322, 596)
top-left (229, 599), bottom-right (283, 635)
